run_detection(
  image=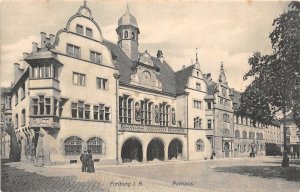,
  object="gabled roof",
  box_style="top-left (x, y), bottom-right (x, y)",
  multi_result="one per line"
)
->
top-left (175, 65), bottom-right (194, 94)
top-left (103, 40), bottom-right (176, 95)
